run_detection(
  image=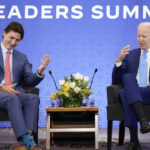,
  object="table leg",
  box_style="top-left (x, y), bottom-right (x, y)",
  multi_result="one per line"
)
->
top-left (46, 113), bottom-right (50, 150)
top-left (95, 113), bottom-right (99, 149)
